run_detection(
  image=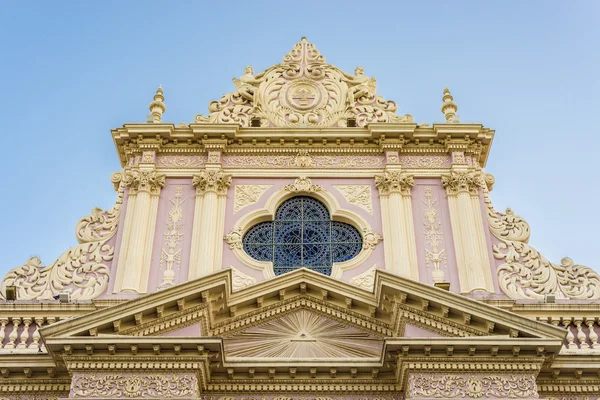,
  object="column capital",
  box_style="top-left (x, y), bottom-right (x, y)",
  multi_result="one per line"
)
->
top-left (441, 169), bottom-right (482, 196)
top-left (193, 169), bottom-right (232, 195)
top-left (123, 169), bottom-right (165, 195)
top-left (375, 170), bottom-right (414, 196)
